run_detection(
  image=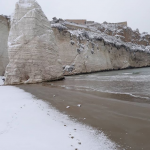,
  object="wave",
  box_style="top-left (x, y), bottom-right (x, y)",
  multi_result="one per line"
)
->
top-left (67, 75), bottom-right (150, 82)
top-left (121, 73), bottom-right (133, 75)
top-left (60, 85), bottom-right (150, 101)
